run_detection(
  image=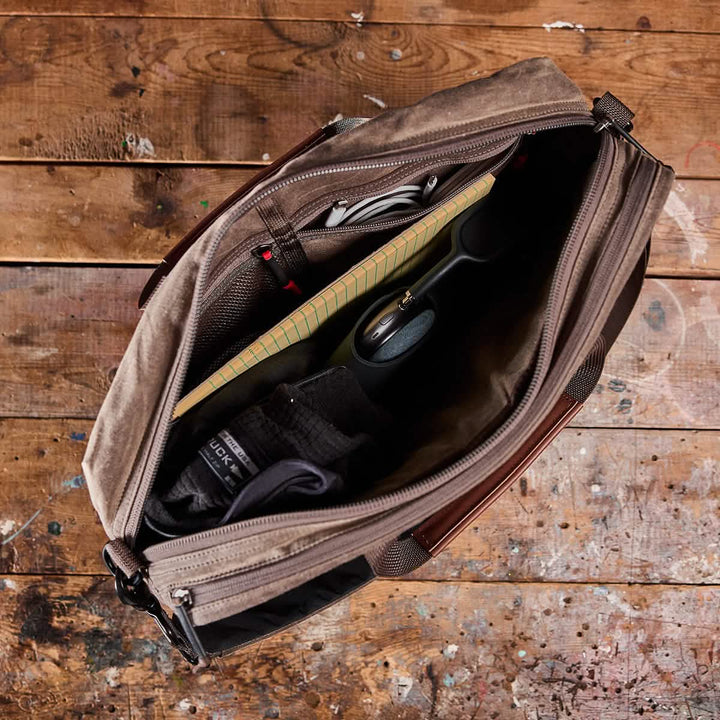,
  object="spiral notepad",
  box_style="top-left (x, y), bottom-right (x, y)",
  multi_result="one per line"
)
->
top-left (174, 173), bottom-right (495, 419)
